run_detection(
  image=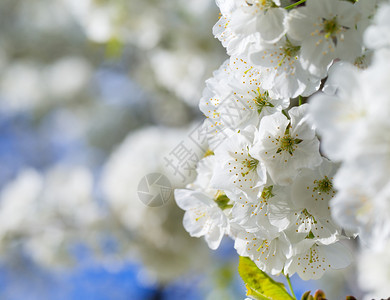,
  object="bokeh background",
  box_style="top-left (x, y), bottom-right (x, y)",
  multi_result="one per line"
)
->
top-left (0, 0), bottom-right (361, 299)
